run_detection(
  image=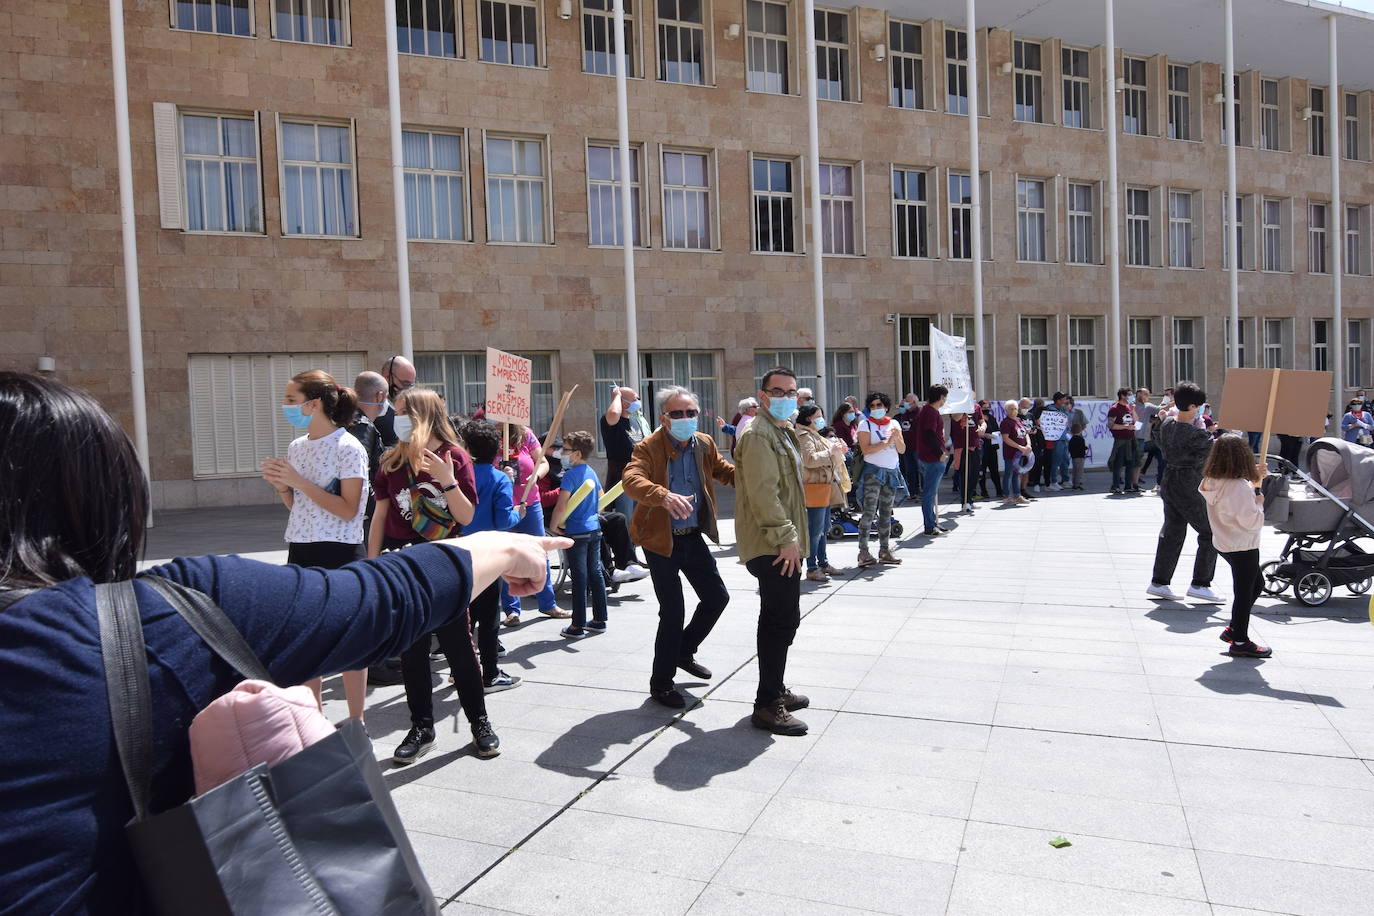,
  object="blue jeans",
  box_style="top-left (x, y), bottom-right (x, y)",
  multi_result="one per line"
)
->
top-left (1109, 438), bottom-right (1140, 490)
top-left (1003, 460), bottom-right (1022, 497)
top-left (567, 530), bottom-right (608, 628)
top-left (806, 506), bottom-right (831, 570)
top-left (501, 501), bottom-right (557, 616)
top-left (899, 450), bottom-right (921, 497)
top-left (1049, 443), bottom-right (1071, 484)
top-left (918, 459), bottom-right (945, 532)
